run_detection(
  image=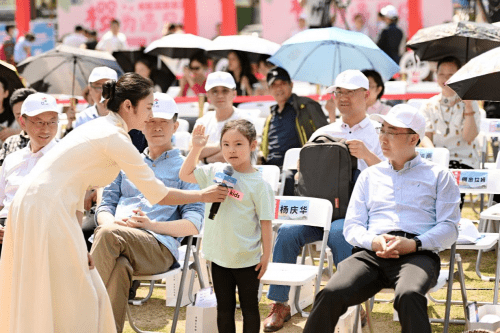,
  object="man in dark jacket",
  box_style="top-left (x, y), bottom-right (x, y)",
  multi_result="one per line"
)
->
top-left (259, 66), bottom-right (328, 195)
top-left (377, 5), bottom-right (403, 64)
